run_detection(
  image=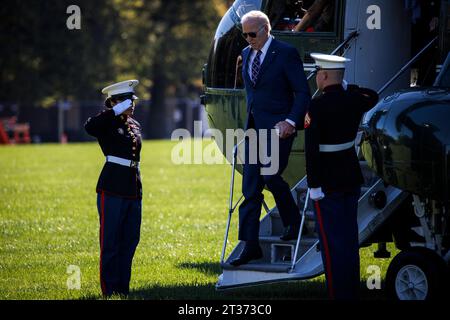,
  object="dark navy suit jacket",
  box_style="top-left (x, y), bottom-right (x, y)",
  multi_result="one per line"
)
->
top-left (241, 38), bottom-right (311, 130)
